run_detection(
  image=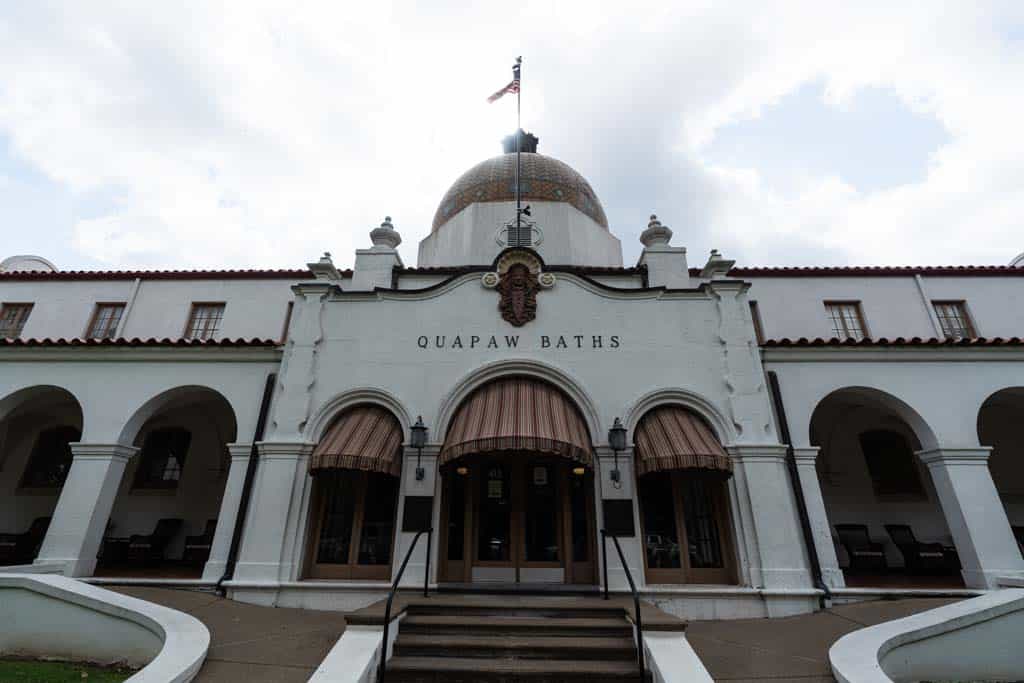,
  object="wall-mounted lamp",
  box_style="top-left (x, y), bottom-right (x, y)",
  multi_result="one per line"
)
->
top-left (411, 415), bottom-right (428, 481)
top-left (572, 466), bottom-right (586, 477)
top-left (608, 417), bottom-right (626, 488)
